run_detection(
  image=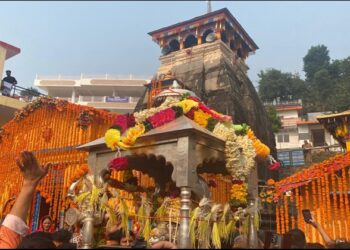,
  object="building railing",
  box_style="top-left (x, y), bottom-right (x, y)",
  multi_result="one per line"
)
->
top-left (36, 74), bottom-right (152, 81)
top-left (77, 96), bottom-right (140, 104)
top-left (264, 99), bottom-right (302, 107)
top-left (277, 144), bottom-right (344, 167)
top-left (1, 84), bottom-right (46, 102)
